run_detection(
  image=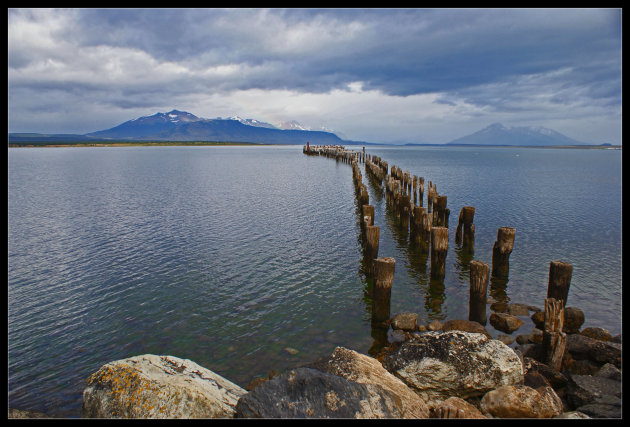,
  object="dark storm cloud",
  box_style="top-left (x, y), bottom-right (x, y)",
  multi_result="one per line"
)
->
top-left (37, 8), bottom-right (620, 98)
top-left (8, 8), bottom-right (622, 142)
